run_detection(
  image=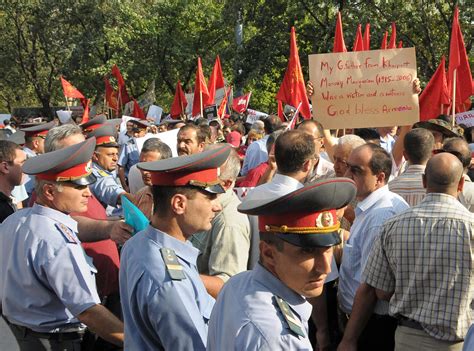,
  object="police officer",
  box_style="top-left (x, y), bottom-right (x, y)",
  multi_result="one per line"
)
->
top-left (80, 114), bottom-right (107, 136)
top-left (117, 119), bottom-right (149, 191)
top-left (207, 178), bottom-right (356, 350)
top-left (119, 144), bottom-right (231, 350)
top-left (87, 124), bottom-right (127, 210)
top-left (0, 138), bottom-right (124, 350)
top-left (20, 121), bottom-right (55, 196)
